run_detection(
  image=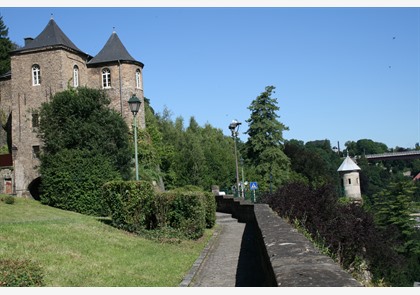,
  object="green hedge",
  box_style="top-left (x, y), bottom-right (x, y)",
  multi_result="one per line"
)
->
top-left (170, 186), bottom-right (216, 229)
top-left (0, 259), bottom-right (44, 287)
top-left (102, 182), bottom-right (216, 240)
top-left (40, 149), bottom-right (121, 216)
top-left (102, 180), bottom-right (156, 232)
top-left (155, 190), bottom-right (206, 240)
